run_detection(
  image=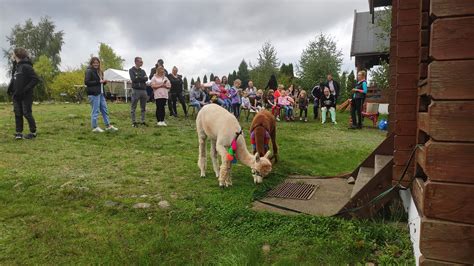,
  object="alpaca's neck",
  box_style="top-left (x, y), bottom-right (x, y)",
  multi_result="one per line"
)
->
top-left (236, 136), bottom-right (255, 168)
